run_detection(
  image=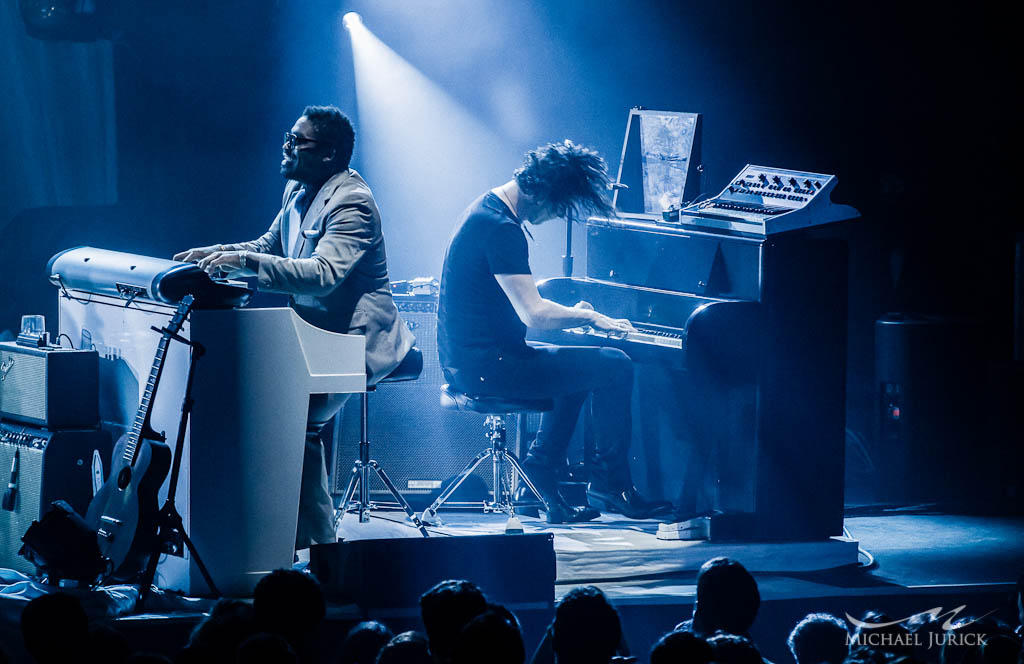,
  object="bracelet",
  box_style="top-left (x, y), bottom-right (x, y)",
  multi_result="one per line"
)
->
top-left (239, 250), bottom-right (248, 269)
